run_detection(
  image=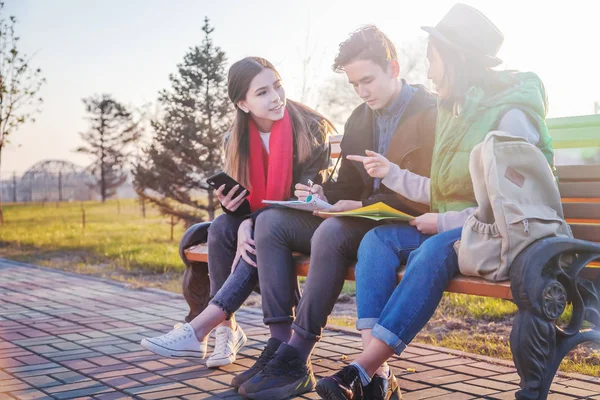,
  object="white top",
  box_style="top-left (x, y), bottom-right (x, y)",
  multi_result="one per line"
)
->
top-left (260, 131), bottom-right (271, 154)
